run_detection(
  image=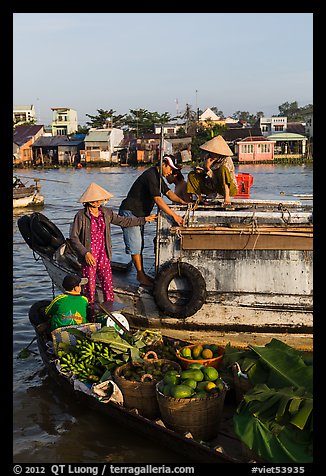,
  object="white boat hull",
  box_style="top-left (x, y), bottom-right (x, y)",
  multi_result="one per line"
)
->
top-left (13, 193), bottom-right (44, 208)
